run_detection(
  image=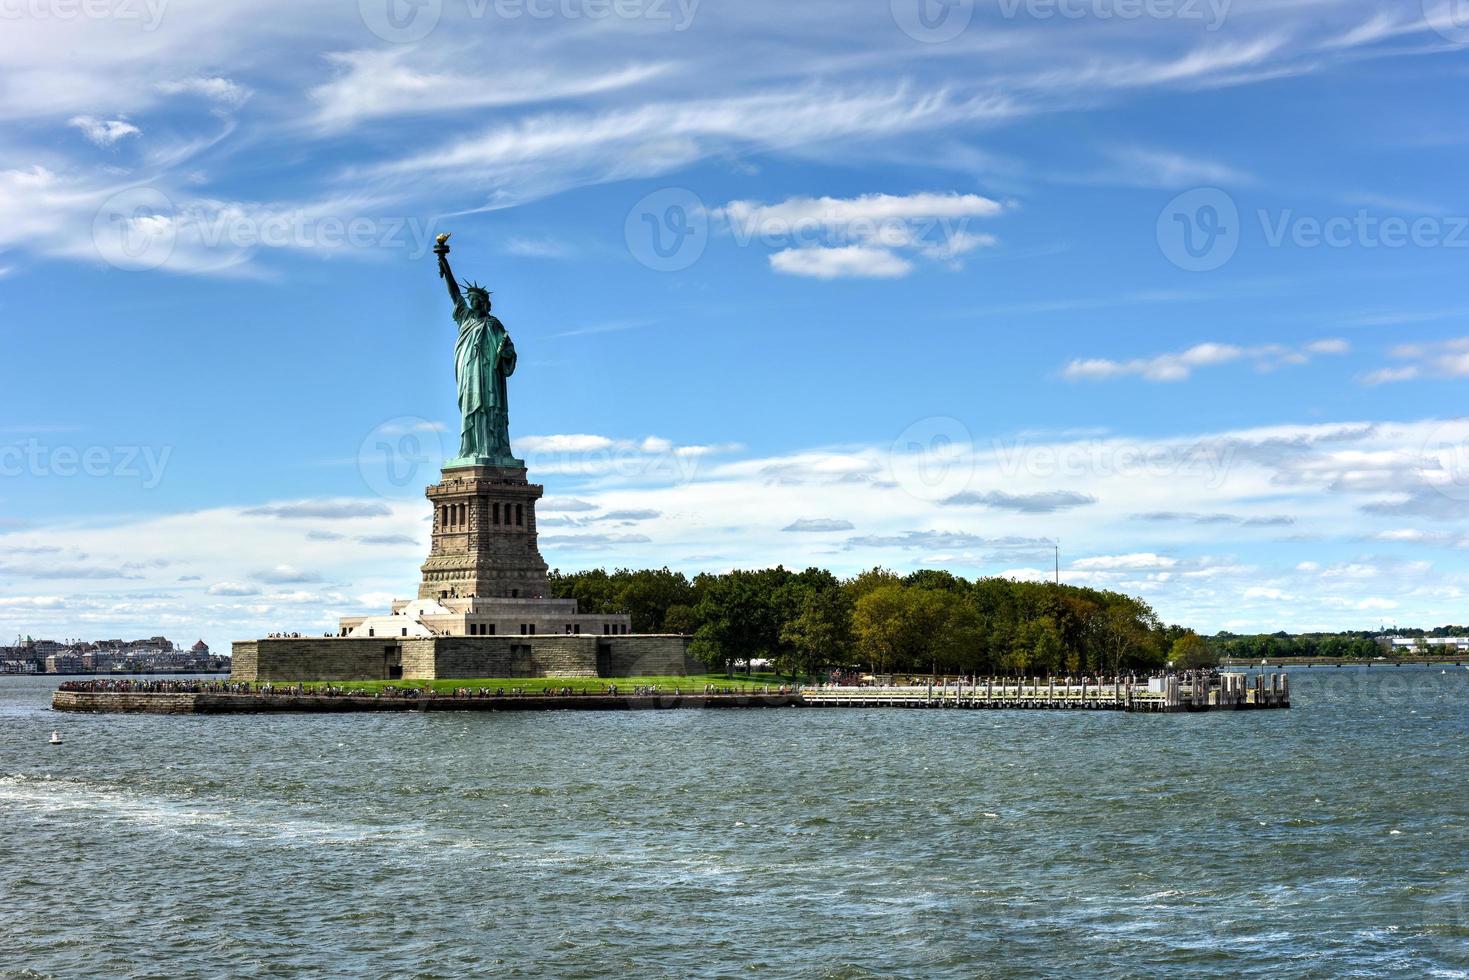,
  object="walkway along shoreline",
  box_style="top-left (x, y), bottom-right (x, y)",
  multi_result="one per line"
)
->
top-left (51, 675), bottom-right (1290, 715)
